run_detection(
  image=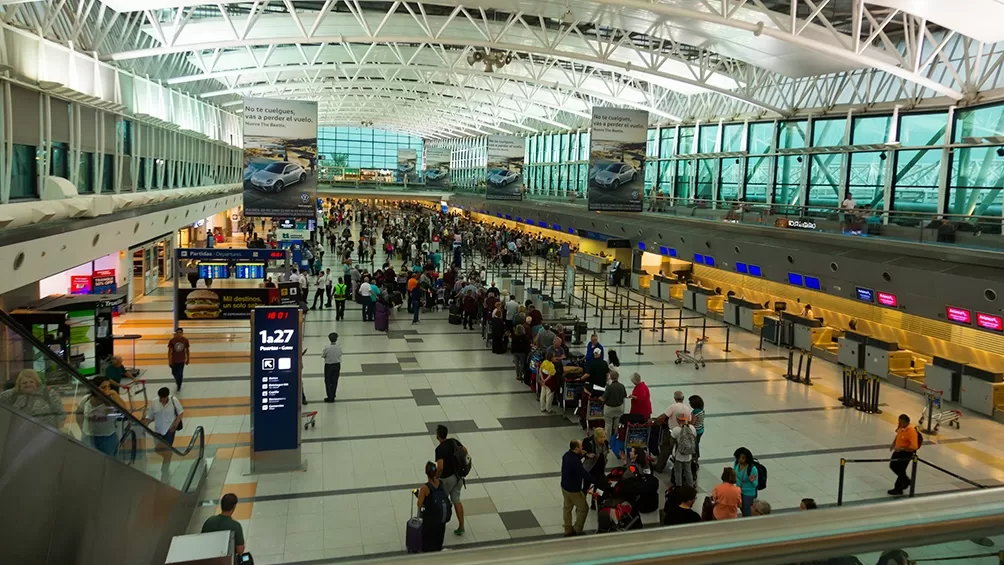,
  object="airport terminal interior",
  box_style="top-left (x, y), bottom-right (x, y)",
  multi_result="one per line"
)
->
top-left (2, 1), bottom-right (1004, 565)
